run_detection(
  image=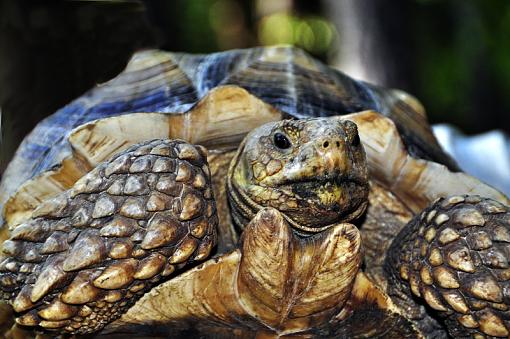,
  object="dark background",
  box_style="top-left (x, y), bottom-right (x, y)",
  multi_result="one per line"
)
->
top-left (1, 0), bottom-right (509, 173)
